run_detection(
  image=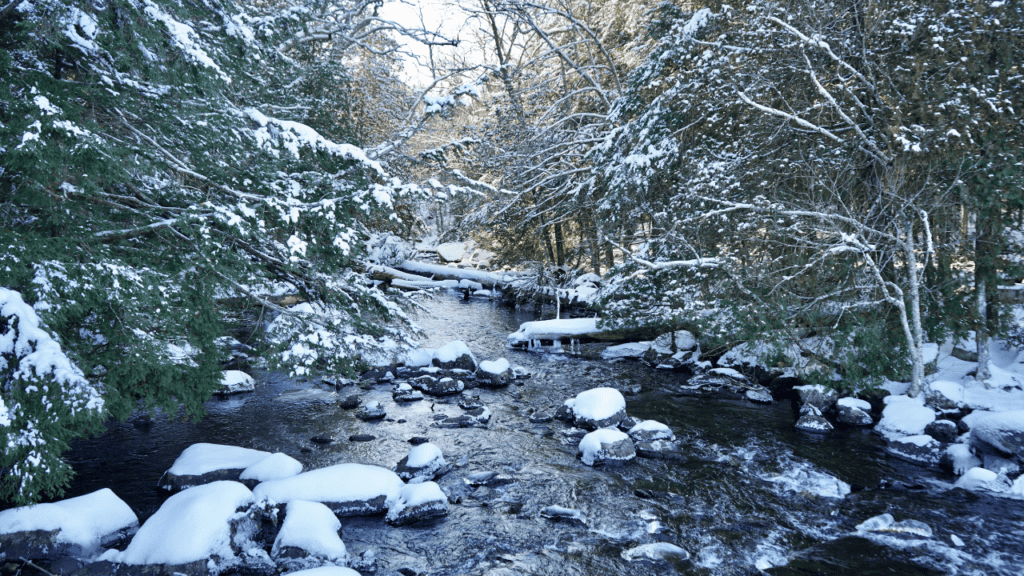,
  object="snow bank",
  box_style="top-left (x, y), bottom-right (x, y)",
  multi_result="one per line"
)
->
top-left (436, 242), bottom-right (466, 262)
top-left (508, 318), bottom-right (599, 345)
top-left (114, 481), bottom-right (254, 565)
top-left (876, 396), bottom-right (936, 441)
top-left (0, 488), bottom-right (138, 555)
top-left (239, 452), bottom-right (303, 483)
top-left (252, 463), bottom-right (404, 515)
top-left (272, 500), bottom-right (347, 562)
top-left (433, 340), bottom-right (476, 366)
